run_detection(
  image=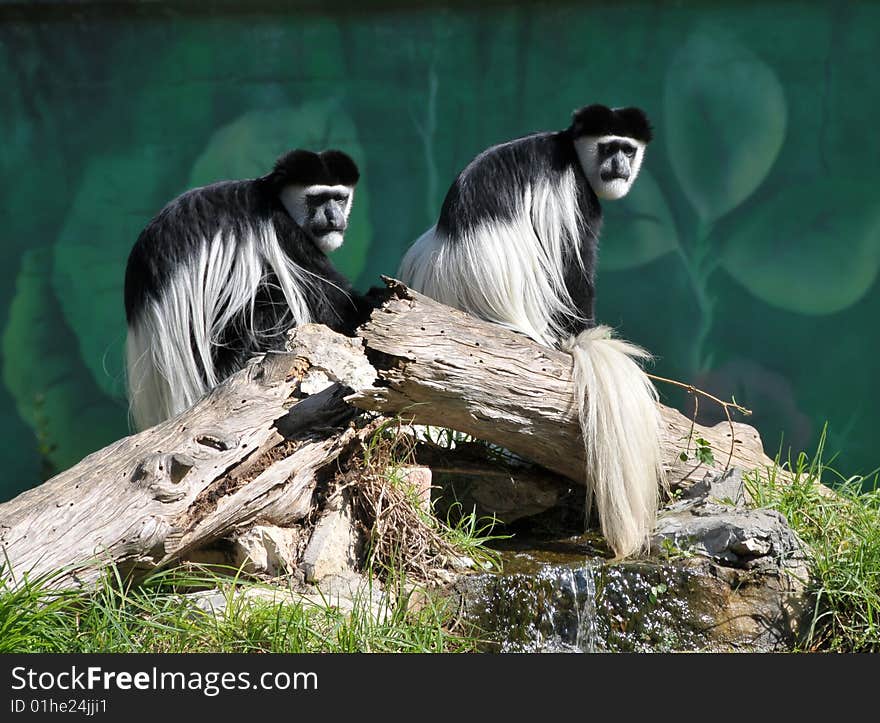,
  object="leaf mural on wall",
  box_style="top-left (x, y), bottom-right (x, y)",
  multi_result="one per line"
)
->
top-left (0, 49), bottom-right (69, 264)
top-left (2, 0), bottom-right (880, 493)
top-left (188, 103), bottom-right (372, 285)
top-left (51, 148), bottom-right (169, 400)
top-left (721, 180), bottom-right (880, 314)
top-left (664, 30), bottom-right (787, 225)
top-left (599, 170), bottom-right (679, 272)
top-left (3, 249), bottom-right (126, 473)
